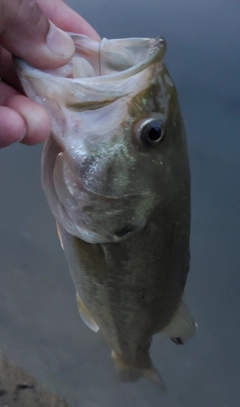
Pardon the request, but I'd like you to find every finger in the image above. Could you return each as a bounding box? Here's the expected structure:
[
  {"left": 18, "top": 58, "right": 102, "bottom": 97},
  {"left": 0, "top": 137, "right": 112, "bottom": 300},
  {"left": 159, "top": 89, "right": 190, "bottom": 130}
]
[
  {"left": 0, "top": 81, "right": 51, "bottom": 146},
  {"left": 36, "top": 0, "right": 101, "bottom": 41},
  {"left": 0, "top": 106, "right": 26, "bottom": 148},
  {"left": 0, "top": 0, "right": 75, "bottom": 69},
  {"left": 0, "top": 48, "right": 19, "bottom": 88},
  {"left": 7, "top": 94, "right": 52, "bottom": 145}
]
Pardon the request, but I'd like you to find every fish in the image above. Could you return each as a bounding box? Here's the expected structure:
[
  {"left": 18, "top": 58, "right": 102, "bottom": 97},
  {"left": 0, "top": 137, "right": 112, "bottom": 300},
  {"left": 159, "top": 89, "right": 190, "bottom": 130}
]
[{"left": 15, "top": 34, "right": 196, "bottom": 388}]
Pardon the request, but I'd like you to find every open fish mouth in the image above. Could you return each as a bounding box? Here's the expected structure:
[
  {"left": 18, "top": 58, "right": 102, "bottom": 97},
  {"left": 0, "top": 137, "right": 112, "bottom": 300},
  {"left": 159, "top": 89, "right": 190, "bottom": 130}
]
[
  {"left": 15, "top": 35, "right": 166, "bottom": 80},
  {"left": 14, "top": 34, "right": 167, "bottom": 243},
  {"left": 14, "top": 35, "right": 166, "bottom": 127}
]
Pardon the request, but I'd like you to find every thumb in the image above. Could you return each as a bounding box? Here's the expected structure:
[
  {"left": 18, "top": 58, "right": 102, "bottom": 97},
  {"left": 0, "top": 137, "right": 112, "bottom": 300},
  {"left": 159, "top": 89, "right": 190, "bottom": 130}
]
[{"left": 0, "top": 0, "right": 75, "bottom": 69}]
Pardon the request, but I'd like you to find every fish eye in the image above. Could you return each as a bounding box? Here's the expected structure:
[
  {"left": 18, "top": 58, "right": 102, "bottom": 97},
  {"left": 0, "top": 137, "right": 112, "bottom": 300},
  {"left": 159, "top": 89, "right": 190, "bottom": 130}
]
[{"left": 134, "top": 118, "right": 165, "bottom": 147}]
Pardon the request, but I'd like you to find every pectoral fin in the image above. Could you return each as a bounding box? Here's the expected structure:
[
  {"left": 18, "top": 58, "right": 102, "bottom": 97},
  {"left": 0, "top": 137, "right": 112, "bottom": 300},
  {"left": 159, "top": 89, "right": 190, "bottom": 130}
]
[
  {"left": 163, "top": 300, "right": 197, "bottom": 344},
  {"left": 76, "top": 293, "right": 99, "bottom": 332},
  {"left": 56, "top": 223, "right": 64, "bottom": 250},
  {"left": 56, "top": 224, "right": 99, "bottom": 333}
]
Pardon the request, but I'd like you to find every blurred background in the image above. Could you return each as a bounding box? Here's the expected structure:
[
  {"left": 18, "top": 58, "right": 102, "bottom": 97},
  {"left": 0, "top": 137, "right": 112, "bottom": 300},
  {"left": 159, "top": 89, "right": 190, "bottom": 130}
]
[{"left": 0, "top": 0, "right": 239, "bottom": 406}]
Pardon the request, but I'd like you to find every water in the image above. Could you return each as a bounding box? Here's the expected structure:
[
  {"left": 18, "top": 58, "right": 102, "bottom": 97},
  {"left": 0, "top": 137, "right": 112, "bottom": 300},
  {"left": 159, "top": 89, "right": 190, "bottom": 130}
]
[{"left": 0, "top": 0, "right": 239, "bottom": 405}]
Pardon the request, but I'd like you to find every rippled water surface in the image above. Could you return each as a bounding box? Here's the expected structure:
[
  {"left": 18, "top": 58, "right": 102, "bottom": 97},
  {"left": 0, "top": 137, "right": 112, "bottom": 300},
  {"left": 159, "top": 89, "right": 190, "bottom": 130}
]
[{"left": 0, "top": 1, "right": 239, "bottom": 406}]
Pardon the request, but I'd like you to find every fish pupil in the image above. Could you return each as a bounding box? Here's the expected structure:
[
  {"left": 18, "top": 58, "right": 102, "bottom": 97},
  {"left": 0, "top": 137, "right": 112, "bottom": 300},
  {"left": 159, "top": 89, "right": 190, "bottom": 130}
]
[{"left": 148, "top": 125, "right": 162, "bottom": 141}]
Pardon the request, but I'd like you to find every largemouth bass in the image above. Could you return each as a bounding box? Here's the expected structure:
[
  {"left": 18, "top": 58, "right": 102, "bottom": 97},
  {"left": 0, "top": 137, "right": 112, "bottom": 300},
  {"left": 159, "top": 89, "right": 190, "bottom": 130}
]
[{"left": 15, "top": 34, "right": 196, "bottom": 387}]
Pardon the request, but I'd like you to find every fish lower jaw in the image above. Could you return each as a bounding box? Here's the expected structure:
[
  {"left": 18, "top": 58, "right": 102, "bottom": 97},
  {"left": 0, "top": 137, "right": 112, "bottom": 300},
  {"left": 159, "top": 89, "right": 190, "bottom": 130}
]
[
  {"left": 63, "top": 225, "right": 139, "bottom": 244},
  {"left": 53, "top": 200, "right": 147, "bottom": 243},
  {"left": 59, "top": 221, "right": 114, "bottom": 244},
  {"left": 56, "top": 217, "right": 138, "bottom": 244}
]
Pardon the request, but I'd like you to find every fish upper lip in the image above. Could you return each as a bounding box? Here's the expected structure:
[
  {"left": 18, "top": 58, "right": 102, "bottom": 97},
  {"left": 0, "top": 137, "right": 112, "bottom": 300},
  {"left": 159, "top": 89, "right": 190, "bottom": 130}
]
[{"left": 14, "top": 36, "right": 166, "bottom": 83}]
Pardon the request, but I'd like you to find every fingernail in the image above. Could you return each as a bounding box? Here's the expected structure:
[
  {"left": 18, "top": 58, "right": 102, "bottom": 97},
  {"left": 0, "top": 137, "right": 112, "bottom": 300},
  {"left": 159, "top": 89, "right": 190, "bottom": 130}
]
[
  {"left": 46, "top": 23, "right": 75, "bottom": 58},
  {"left": 17, "top": 128, "right": 27, "bottom": 143}
]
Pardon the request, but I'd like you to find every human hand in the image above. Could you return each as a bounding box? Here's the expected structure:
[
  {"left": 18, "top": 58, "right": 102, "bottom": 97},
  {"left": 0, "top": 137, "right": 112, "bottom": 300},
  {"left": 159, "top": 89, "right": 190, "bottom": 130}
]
[{"left": 0, "top": 0, "right": 100, "bottom": 148}]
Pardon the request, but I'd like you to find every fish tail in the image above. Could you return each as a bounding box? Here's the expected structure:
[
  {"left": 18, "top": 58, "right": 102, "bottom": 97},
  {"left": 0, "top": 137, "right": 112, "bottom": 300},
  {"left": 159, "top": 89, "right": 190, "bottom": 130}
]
[{"left": 111, "top": 351, "right": 166, "bottom": 392}]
